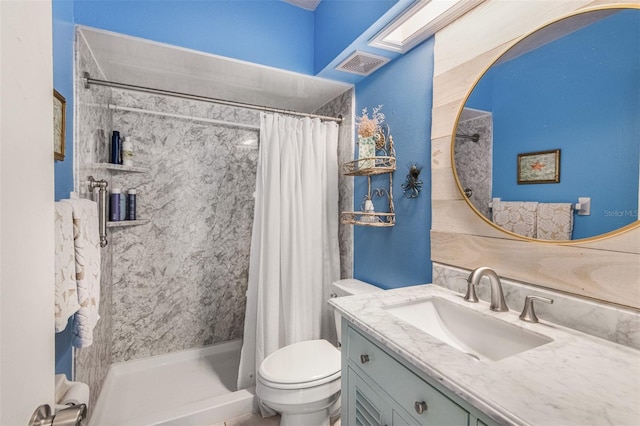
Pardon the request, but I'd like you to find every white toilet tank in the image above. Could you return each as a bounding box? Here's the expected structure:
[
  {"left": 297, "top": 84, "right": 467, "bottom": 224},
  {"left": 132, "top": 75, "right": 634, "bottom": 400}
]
[{"left": 330, "top": 279, "right": 382, "bottom": 346}]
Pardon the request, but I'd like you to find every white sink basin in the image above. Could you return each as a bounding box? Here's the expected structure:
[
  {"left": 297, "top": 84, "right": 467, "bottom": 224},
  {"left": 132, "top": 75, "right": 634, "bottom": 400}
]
[{"left": 384, "top": 297, "right": 552, "bottom": 361}]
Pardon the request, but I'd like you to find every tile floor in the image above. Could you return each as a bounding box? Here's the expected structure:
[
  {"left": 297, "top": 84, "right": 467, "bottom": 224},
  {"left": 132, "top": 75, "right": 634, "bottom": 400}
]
[
  {"left": 223, "top": 413, "right": 281, "bottom": 425},
  {"left": 222, "top": 413, "right": 342, "bottom": 426}
]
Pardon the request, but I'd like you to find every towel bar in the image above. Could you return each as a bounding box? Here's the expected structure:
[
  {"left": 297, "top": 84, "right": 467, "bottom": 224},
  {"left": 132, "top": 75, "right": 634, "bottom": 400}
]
[
  {"left": 88, "top": 176, "right": 109, "bottom": 247},
  {"left": 574, "top": 197, "right": 591, "bottom": 215},
  {"left": 488, "top": 197, "right": 590, "bottom": 215}
]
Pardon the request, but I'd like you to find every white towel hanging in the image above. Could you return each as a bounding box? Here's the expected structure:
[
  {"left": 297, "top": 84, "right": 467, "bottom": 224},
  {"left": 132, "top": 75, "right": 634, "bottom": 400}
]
[
  {"left": 54, "top": 202, "right": 81, "bottom": 332},
  {"left": 491, "top": 200, "right": 538, "bottom": 238},
  {"left": 59, "top": 198, "right": 102, "bottom": 348},
  {"left": 537, "top": 203, "right": 573, "bottom": 240}
]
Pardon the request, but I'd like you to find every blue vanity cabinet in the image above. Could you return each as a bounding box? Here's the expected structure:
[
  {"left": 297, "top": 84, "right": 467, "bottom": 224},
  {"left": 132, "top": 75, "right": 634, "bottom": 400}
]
[
  {"left": 342, "top": 321, "right": 499, "bottom": 426},
  {"left": 347, "top": 366, "right": 415, "bottom": 426}
]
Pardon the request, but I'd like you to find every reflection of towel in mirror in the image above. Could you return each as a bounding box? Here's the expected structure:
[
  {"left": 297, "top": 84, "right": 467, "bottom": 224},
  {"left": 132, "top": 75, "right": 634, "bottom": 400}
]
[
  {"left": 537, "top": 203, "right": 573, "bottom": 240},
  {"left": 60, "top": 198, "right": 101, "bottom": 348},
  {"left": 492, "top": 201, "right": 538, "bottom": 238},
  {"left": 54, "top": 202, "right": 81, "bottom": 332}
]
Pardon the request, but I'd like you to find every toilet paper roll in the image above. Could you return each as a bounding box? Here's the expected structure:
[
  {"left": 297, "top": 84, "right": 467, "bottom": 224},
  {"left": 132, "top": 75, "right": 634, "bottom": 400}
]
[
  {"left": 60, "top": 382, "right": 90, "bottom": 407},
  {"left": 54, "top": 374, "right": 68, "bottom": 402},
  {"left": 55, "top": 374, "right": 90, "bottom": 408}
]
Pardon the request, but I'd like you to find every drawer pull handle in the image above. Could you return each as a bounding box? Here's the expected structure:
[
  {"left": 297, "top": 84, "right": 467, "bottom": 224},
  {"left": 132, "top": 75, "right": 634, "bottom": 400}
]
[
  {"left": 415, "top": 401, "right": 428, "bottom": 414},
  {"left": 360, "top": 354, "right": 370, "bottom": 364}
]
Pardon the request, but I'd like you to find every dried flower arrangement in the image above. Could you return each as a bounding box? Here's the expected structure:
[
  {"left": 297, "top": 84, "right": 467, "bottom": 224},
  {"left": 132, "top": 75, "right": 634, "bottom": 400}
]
[{"left": 356, "top": 105, "right": 385, "bottom": 138}]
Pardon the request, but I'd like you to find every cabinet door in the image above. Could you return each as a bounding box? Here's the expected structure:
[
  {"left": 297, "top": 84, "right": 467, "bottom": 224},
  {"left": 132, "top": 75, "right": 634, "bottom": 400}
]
[
  {"left": 346, "top": 367, "right": 414, "bottom": 426},
  {"left": 347, "top": 326, "right": 469, "bottom": 425}
]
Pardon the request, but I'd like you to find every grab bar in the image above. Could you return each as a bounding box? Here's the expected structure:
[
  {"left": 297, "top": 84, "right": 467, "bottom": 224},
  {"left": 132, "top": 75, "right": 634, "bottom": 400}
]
[{"left": 88, "top": 176, "right": 109, "bottom": 247}]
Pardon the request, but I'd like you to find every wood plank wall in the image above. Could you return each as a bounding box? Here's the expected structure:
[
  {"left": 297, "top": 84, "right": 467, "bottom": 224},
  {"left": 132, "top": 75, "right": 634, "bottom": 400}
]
[{"left": 431, "top": 0, "right": 640, "bottom": 309}]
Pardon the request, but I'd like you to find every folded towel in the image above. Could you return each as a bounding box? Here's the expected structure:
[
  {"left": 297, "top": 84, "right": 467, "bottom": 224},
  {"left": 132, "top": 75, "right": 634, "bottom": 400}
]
[
  {"left": 60, "top": 199, "right": 101, "bottom": 348},
  {"left": 492, "top": 201, "right": 538, "bottom": 238},
  {"left": 537, "top": 203, "right": 573, "bottom": 240},
  {"left": 54, "top": 202, "right": 81, "bottom": 332}
]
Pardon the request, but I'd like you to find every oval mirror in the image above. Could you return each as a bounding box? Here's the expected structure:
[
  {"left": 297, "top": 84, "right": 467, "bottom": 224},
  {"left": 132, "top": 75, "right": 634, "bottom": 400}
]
[{"left": 453, "top": 6, "right": 639, "bottom": 242}]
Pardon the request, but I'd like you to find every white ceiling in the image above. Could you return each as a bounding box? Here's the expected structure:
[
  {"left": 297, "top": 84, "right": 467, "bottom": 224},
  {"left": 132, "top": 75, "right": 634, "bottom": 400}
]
[
  {"left": 79, "top": 26, "right": 351, "bottom": 114},
  {"left": 282, "top": 0, "right": 321, "bottom": 11}
]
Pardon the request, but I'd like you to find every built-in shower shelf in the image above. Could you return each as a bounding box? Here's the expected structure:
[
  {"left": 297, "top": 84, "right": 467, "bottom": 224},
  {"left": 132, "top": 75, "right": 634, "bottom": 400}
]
[
  {"left": 107, "top": 219, "right": 150, "bottom": 228},
  {"left": 95, "top": 163, "right": 150, "bottom": 173}
]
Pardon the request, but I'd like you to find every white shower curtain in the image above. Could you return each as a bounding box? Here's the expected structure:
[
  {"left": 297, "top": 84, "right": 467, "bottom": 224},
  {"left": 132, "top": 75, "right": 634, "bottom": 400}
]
[{"left": 237, "top": 113, "right": 340, "bottom": 391}]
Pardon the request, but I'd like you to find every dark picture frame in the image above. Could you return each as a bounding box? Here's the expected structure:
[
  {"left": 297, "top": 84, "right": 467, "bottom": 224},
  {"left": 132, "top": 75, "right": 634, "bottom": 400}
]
[
  {"left": 517, "top": 149, "right": 560, "bottom": 184},
  {"left": 53, "top": 89, "right": 66, "bottom": 161}
]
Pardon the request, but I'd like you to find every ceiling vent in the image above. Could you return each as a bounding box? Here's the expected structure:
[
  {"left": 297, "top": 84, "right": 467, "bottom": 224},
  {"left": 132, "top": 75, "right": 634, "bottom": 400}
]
[{"left": 336, "top": 51, "right": 390, "bottom": 76}]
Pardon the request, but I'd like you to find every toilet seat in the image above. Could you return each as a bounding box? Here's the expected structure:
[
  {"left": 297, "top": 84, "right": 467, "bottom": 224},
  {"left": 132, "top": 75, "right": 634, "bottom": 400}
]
[{"left": 258, "top": 340, "right": 341, "bottom": 389}]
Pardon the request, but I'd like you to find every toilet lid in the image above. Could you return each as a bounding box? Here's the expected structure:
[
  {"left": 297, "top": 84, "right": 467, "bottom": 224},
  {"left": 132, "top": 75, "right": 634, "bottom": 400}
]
[{"left": 259, "top": 340, "right": 341, "bottom": 384}]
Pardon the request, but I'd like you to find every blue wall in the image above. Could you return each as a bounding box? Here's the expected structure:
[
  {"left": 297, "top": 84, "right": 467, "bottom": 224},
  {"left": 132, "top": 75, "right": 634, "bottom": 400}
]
[
  {"left": 53, "top": 0, "right": 75, "bottom": 201},
  {"left": 74, "top": 0, "right": 314, "bottom": 74},
  {"left": 467, "top": 11, "right": 640, "bottom": 239},
  {"left": 353, "top": 39, "right": 434, "bottom": 289},
  {"left": 74, "top": 0, "right": 401, "bottom": 81},
  {"left": 53, "top": 0, "right": 75, "bottom": 379},
  {"left": 314, "top": 0, "right": 397, "bottom": 74}
]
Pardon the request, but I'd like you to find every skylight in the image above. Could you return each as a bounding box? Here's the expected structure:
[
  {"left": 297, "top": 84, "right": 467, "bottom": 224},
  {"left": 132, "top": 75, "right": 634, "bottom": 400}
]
[{"left": 369, "top": 0, "right": 485, "bottom": 53}]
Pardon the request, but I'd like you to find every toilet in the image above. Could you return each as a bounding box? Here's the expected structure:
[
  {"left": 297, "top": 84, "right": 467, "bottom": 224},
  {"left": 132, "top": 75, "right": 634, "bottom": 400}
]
[{"left": 256, "top": 279, "right": 382, "bottom": 426}]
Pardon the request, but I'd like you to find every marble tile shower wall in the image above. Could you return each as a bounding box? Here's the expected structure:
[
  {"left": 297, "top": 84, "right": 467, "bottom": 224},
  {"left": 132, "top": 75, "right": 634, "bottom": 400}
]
[
  {"left": 109, "top": 89, "right": 259, "bottom": 361},
  {"left": 454, "top": 114, "right": 493, "bottom": 218},
  {"left": 107, "top": 89, "right": 354, "bottom": 361},
  {"left": 77, "top": 87, "right": 354, "bottom": 364},
  {"left": 74, "top": 30, "right": 114, "bottom": 412}
]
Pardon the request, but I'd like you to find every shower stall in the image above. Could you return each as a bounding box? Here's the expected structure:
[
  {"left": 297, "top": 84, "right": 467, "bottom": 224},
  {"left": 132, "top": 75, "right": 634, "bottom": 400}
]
[{"left": 73, "top": 27, "right": 354, "bottom": 424}]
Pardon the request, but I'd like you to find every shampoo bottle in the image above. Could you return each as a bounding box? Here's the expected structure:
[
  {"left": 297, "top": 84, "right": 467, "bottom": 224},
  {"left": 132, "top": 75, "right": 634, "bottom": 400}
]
[
  {"left": 126, "top": 189, "right": 137, "bottom": 220},
  {"left": 111, "top": 131, "right": 121, "bottom": 164},
  {"left": 110, "top": 188, "right": 121, "bottom": 221},
  {"left": 122, "top": 137, "right": 133, "bottom": 167},
  {"left": 119, "top": 191, "right": 126, "bottom": 221}
]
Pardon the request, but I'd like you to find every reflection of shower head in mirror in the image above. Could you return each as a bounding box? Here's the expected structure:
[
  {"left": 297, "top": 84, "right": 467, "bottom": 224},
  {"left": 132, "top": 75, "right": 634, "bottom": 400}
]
[{"left": 456, "top": 133, "right": 480, "bottom": 143}]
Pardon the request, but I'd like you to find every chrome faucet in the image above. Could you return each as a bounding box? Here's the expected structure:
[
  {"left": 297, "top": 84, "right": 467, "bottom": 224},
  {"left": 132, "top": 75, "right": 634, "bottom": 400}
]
[
  {"left": 464, "top": 267, "right": 509, "bottom": 312},
  {"left": 519, "top": 295, "right": 554, "bottom": 323}
]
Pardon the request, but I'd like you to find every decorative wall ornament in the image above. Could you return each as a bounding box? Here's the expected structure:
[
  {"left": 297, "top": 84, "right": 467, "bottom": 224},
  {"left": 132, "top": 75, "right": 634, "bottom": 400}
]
[{"left": 401, "top": 164, "right": 423, "bottom": 198}]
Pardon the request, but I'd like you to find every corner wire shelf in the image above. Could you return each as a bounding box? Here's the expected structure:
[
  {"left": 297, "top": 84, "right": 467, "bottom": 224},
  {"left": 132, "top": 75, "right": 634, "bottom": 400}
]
[
  {"left": 341, "top": 156, "right": 396, "bottom": 176},
  {"left": 341, "top": 132, "right": 396, "bottom": 227},
  {"left": 341, "top": 211, "right": 395, "bottom": 227}
]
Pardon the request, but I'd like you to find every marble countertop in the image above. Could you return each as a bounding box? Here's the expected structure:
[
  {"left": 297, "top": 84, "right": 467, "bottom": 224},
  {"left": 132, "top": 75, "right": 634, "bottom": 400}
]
[{"left": 330, "top": 284, "right": 640, "bottom": 426}]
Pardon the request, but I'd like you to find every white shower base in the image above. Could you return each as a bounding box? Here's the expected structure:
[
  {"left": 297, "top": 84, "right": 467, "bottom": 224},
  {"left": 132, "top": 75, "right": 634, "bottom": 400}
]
[{"left": 90, "top": 339, "right": 255, "bottom": 426}]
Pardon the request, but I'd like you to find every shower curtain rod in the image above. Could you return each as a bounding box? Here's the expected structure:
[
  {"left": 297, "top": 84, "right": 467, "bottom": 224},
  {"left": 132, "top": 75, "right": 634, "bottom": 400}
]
[{"left": 82, "top": 72, "right": 343, "bottom": 124}]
